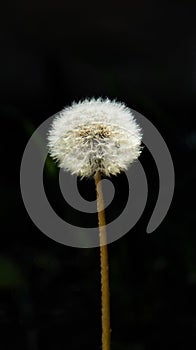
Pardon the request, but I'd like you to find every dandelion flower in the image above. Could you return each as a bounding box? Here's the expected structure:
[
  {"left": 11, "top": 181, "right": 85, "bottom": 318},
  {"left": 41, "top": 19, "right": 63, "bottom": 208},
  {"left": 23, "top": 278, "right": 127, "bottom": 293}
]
[
  {"left": 47, "top": 98, "right": 142, "bottom": 177},
  {"left": 47, "top": 98, "right": 143, "bottom": 350}
]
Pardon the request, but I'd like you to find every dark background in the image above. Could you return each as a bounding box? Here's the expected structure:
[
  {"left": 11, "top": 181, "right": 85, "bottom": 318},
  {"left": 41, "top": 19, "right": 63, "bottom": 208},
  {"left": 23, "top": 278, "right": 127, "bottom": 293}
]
[{"left": 1, "top": 0, "right": 196, "bottom": 349}]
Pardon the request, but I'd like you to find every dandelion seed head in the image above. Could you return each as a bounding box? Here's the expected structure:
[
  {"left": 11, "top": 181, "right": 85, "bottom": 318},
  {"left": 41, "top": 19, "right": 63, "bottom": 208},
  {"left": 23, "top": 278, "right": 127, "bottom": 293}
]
[{"left": 47, "top": 98, "right": 142, "bottom": 177}]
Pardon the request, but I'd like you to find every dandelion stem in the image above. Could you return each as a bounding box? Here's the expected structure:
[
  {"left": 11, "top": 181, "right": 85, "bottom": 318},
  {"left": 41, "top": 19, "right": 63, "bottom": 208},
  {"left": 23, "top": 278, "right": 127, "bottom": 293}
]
[{"left": 94, "top": 171, "right": 111, "bottom": 350}]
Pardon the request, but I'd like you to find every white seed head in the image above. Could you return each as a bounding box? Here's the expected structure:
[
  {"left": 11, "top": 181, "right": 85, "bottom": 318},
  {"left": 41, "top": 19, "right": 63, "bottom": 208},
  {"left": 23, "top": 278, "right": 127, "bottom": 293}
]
[{"left": 47, "top": 98, "right": 142, "bottom": 178}]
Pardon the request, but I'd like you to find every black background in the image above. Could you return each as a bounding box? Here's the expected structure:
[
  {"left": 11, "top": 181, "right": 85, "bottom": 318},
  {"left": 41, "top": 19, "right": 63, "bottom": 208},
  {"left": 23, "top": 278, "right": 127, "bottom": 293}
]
[{"left": 1, "top": 1, "right": 196, "bottom": 349}]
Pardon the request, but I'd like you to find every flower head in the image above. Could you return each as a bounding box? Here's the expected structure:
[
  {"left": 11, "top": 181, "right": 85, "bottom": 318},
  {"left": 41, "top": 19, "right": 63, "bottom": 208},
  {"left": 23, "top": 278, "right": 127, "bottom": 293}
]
[{"left": 47, "top": 98, "right": 142, "bottom": 177}]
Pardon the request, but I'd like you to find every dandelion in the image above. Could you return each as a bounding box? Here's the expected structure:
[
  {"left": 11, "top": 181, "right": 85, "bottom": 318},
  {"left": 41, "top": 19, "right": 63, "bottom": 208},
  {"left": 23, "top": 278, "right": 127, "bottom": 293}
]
[
  {"left": 48, "top": 98, "right": 142, "bottom": 178},
  {"left": 47, "top": 98, "right": 142, "bottom": 350}
]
